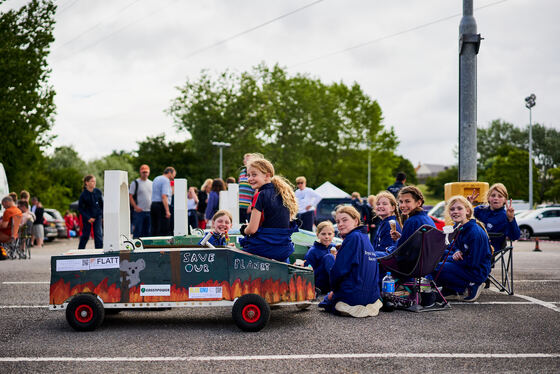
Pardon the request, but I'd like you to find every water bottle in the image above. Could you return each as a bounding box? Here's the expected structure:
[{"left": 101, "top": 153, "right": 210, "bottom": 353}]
[{"left": 382, "top": 272, "right": 395, "bottom": 297}]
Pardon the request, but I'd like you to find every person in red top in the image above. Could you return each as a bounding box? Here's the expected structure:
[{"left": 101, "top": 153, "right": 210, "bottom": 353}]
[{"left": 0, "top": 196, "right": 23, "bottom": 242}]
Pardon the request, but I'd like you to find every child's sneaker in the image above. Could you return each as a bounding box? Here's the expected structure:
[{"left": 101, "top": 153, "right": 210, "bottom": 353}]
[{"left": 463, "top": 282, "right": 483, "bottom": 302}]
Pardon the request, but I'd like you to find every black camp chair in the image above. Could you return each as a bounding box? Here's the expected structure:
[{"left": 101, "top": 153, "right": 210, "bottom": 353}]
[
  {"left": 486, "top": 232, "right": 514, "bottom": 295},
  {"left": 378, "top": 225, "right": 457, "bottom": 312}
]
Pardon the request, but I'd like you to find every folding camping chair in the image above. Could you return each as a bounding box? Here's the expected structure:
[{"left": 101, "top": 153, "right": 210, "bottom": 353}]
[
  {"left": 486, "top": 232, "right": 514, "bottom": 295},
  {"left": 2, "top": 215, "right": 22, "bottom": 260},
  {"left": 378, "top": 225, "right": 457, "bottom": 312}
]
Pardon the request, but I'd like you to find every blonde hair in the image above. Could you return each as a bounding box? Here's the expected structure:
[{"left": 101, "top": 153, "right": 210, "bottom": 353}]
[
  {"left": 487, "top": 183, "right": 509, "bottom": 201},
  {"left": 351, "top": 191, "right": 361, "bottom": 199},
  {"left": 296, "top": 176, "right": 306, "bottom": 184},
  {"left": 335, "top": 205, "right": 362, "bottom": 224},
  {"left": 375, "top": 190, "right": 402, "bottom": 226},
  {"left": 200, "top": 178, "right": 213, "bottom": 191},
  {"left": 248, "top": 158, "right": 298, "bottom": 219},
  {"left": 316, "top": 220, "right": 335, "bottom": 235},
  {"left": 212, "top": 209, "right": 233, "bottom": 223},
  {"left": 367, "top": 194, "right": 375, "bottom": 207},
  {"left": 445, "top": 195, "right": 474, "bottom": 221},
  {"left": 244, "top": 152, "right": 264, "bottom": 160}
]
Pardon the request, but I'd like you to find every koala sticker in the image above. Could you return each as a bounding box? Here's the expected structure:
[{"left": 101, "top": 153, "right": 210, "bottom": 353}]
[{"left": 120, "top": 259, "right": 146, "bottom": 288}]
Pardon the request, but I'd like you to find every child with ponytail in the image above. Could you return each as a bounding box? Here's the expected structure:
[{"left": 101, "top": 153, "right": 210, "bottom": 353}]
[{"left": 239, "top": 158, "right": 299, "bottom": 262}]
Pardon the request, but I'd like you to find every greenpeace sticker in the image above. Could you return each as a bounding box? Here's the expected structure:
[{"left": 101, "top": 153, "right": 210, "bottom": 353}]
[
  {"left": 189, "top": 286, "right": 222, "bottom": 299},
  {"left": 140, "top": 284, "right": 171, "bottom": 296}
]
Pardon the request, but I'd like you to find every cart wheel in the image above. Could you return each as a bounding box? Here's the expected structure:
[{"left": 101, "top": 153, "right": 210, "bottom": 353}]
[
  {"left": 66, "top": 294, "right": 105, "bottom": 331},
  {"left": 232, "top": 294, "right": 270, "bottom": 332}
]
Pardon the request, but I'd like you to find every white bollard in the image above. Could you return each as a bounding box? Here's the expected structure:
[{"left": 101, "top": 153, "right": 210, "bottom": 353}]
[
  {"left": 219, "top": 183, "right": 240, "bottom": 230},
  {"left": 174, "top": 178, "right": 188, "bottom": 236},
  {"left": 103, "top": 170, "right": 131, "bottom": 252}
]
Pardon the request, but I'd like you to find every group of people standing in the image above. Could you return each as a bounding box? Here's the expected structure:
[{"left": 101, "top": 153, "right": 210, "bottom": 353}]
[{"left": 0, "top": 191, "right": 45, "bottom": 250}]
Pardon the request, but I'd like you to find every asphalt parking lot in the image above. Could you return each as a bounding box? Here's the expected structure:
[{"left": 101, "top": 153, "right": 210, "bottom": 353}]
[{"left": 0, "top": 238, "right": 559, "bottom": 373}]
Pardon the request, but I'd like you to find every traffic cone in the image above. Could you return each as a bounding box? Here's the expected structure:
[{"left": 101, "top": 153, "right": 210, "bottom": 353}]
[{"left": 533, "top": 237, "right": 542, "bottom": 252}]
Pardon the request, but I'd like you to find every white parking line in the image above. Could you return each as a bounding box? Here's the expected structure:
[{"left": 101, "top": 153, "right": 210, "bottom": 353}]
[
  {"left": 0, "top": 353, "right": 559, "bottom": 362},
  {"left": 2, "top": 281, "right": 49, "bottom": 284},
  {"left": 0, "top": 305, "right": 48, "bottom": 309},
  {"left": 488, "top": 287, "right": 560, "bottom": 313}
]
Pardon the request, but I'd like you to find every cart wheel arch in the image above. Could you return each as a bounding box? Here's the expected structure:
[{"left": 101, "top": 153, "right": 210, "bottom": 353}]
[
  {"left": 65, "top": 293, "right": 105, "bottom": 332},
  {"left": 232, "top": 294, "right": 270, "bottom": 332}
]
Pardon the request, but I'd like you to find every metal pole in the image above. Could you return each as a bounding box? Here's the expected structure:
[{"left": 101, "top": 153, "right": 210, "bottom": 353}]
[
  {"left": 528, "top": 107, "right": 533, "bottom": 208},
  {"left": 458, "top": 0, "right": 481, "bottom": 181},
  {"left": 219, "top": 147, "right": 223, "bottom": 180}
]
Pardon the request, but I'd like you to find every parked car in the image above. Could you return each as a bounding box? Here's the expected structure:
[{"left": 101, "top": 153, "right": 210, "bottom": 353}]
[
  {"left": 44, "top": 208, "right": 67, "bottom": 239},
  {"left": 428, "top": 201, "right": 445, "bottom": 221},
  {"left": 43, "top": 216, "right": 58, "bottom": 241},
  {"left": 314, "top": 198, "right": 353, "bottom": 225},
  {"left": 516, "top": 207, "right": 560, "bottom": 240}
]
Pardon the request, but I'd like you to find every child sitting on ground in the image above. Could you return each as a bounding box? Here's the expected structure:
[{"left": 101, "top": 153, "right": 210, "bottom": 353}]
[
  {"left": 319, "top": 205, "right": 381, "bottom": 318},
  {"left": 239, "top": 158, "right": 298, "bottom": 262},
  {"left": 199, "top": 210, "right": 235, "bottom": 247},
  {"left": 304, "top": 221, "right": 336, "bottom": 294}
]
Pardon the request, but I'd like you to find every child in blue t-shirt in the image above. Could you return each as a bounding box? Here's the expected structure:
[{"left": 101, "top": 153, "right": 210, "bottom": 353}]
[
  {"left": 198, "top": 210, "right": 234, "bottom": 247},
  {"left": 389, "top": 186, "right": 435, "bottom": 252},
  {"left": 239, "top": 158, "right": 298, "bottom": 262},
  {"left": 304, "top": 221, "right": 336, "bottom": 294},
  {"left": 372, "top": 191, "right": 402, "bottom": 257}
]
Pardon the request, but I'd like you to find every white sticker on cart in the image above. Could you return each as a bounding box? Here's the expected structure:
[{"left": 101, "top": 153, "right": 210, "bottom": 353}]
[
  {"left": 189, "top": 286, "right": 222, "bottom": 299},
  {"left": 56, "top": 258, "right": 90, "bottom": 272},
  {"left": 89, "top": 257, "right": 119, "bottom": 269},
  {"left": 140, "top": 285, "right": 171, "bottom": 296}
]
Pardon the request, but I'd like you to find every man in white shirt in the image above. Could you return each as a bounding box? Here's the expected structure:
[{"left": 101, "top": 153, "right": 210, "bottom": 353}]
[{"left": 295, "top": 176, "right": 322, "bottom": 231}]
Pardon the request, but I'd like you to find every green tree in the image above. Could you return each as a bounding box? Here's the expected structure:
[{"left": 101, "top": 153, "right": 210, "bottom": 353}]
[
  {"left": 481, "top": 146, "right": 539, "bottom": 201},
  {"left": 0, "top": 0, "right": 56, "bottom": 192},
  {"left": 87, "top": 151, "right": 136, "bottom": 190},
  {"left": 391, "top": 155, "right": 417, "bottom": 186},
  {"left": 169, "top": 64, "right": 398, "bottom": 195},
  {"left": 48, "top": 146, "right": 87, "bottom": 171},
  {"left": 134, "top": 135, "right": 206, "bottom": 188},
  {"left": 545, "top": 167, "right": 560, "bottom": 202},
  {"left": 425, "top": 166, "right": 458, "bottom": 199}
]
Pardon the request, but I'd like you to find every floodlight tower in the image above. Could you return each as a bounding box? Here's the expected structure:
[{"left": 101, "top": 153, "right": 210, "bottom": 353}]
[{"left": 525, "top": 93, "right": 536, "bottom": 208}]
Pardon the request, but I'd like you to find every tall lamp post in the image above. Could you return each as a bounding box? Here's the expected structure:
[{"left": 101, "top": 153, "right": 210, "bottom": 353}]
[
  {"left": 525, "top": 94, "right": 536, "bottom": 208},
  {"left": 211, "top": 141, "right": 231, "bottom": 179}
]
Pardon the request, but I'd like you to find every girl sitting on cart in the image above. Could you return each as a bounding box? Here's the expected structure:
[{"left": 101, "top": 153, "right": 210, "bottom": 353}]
[
  {"left": 372, "top": 191, "right": 402, "bottom": 257},
  {"left": 433, "top": 195, "right": 492, "bottom": 302},
  {"left": 389, "top": 186, "right": 435, "bottom": 250},
  {"left": 318, "top": 205, "right": 382, "bottom": 318},
  {"left": 304, "top": 220, "right": 336, "bottom": 294},
  {"left": 198, "top": 210, "right": 234, "bottom": 247},
  {"left": 239, "top": 158, "right": 298, "bottom": 262}
]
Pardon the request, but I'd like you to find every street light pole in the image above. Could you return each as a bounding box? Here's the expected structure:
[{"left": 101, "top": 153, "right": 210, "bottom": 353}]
[
  {"left": 211, "top": 141, "right": 231, "bottom": 179},
  {"left": 525, "top": 94, "right": 536, "bottom": 208},
  {"left": 367, "top": 141, "right": 371, "bottom": 197}
]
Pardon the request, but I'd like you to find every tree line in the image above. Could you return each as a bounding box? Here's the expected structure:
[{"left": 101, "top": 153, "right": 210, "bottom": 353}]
[{"left": 426, "top": 119, "right": 560, "bottom": 203}]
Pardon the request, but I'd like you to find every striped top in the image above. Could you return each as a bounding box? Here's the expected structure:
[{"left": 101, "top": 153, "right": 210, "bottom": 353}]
[{"left": 238, "top": 167, "right": 254, "bottom": 208}]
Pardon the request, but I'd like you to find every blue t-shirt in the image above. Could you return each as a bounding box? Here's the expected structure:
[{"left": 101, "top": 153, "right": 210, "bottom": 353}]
[
  {"left": 151, "top": 175, "right": 171, "bottom": 203},
  {"left": 254, "top": 183, "right": 290, "bottom": 228}
]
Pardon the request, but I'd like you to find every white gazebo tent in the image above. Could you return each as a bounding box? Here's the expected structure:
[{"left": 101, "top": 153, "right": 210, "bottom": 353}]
[{"left": 315, "top": 181, "right": 350, "bottom": 199}]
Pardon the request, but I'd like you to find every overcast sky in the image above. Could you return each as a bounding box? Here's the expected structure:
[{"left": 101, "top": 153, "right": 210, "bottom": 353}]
[{"left": 3, "top": 0, "right": 559, "bottom": 168}]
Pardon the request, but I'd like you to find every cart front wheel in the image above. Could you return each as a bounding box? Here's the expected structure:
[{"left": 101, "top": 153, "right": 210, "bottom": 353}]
[
  {"left": 66, "top": 294, "right": 105, "bottom": 331},
  {"left": 232, "top": 294, "right": 270, "bottom": 332}
]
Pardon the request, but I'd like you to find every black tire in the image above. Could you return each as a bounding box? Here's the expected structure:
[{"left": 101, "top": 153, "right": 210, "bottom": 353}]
[
  {"left": 232, "top": 294, "right": 270, "bottom": 332},
  {"left": 519, "top": 226, "right": 532, "bottom": 240},
  {"left": 66, "top": 294, "right": 105, "bottom": 331}
]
